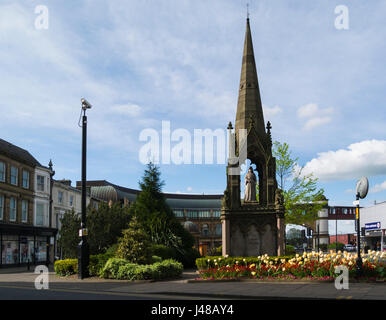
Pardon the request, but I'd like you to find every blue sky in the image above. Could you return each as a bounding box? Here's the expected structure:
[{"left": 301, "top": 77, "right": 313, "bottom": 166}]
[{"left": 1, "top": 1, "right": 386, "bottom": 233}]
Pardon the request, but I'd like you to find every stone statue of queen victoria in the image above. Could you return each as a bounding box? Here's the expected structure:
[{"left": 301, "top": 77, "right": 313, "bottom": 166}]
[{"left": 244, "top": 167, "right": 257, "bottom": 202}]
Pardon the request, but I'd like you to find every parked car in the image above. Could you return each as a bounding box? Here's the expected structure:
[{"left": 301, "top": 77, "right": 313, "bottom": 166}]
[{"left": 343, "top": 244, "right": 355, "bottom": 252}]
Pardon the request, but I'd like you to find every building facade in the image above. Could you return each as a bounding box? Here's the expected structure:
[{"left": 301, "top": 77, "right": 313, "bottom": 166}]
[
  {"left": 360, "top": 201, "right": 386, "bottom": 251},
  {"left": 76, "top": 180, "right": 223, "bottom": 254},
  {"left": 0, "top": 139, "right": 57, "bottom": 267}
]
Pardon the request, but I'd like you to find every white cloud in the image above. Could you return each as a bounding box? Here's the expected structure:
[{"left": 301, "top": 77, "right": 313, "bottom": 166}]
[
  {"left": 263, "top": 105, "right": 282, "bottom": 118},
  {"left": 369, "top": 181, "right": 386, "bottom": 193},
  {"left": 302, "top": 140, "right": 386, "bottom": 181},
  {"left": 187, "top": 186, "right": 193, "bottom": 192},
  {"left": 111, "top": 103, "right": 142, "bottom": 117},
  {"left": 297, "top": 103, "right": 333, "bottom": 130}
]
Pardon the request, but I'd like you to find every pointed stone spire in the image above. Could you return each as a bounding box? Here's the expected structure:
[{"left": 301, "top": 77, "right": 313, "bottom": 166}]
[{"left": 235, "top": 18, "right": 266, "bottom": 143}]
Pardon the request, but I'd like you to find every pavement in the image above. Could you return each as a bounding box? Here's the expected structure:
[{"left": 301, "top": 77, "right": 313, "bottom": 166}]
[{"left": 0, "top": 267, "right": 384, "bottom": 300}]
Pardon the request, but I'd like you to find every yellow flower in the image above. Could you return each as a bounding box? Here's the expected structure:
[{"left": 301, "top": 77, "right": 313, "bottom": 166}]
[
  {"left": 251, "top": 271, "right": 256, "bottom": 276},
  {"left": 250, "top": 264, "right": 256, "bottom": 268}
]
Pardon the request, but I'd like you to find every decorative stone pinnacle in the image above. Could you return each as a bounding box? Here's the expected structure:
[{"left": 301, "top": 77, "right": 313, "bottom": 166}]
[{"left": 227, "top": 121, "right": 233, "bottom": 130}]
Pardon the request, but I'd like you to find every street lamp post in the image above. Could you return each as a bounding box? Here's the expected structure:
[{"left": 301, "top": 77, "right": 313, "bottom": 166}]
[
  {"left": 355, "top": 193, "right": 363, "bottom": 277},
  {"left": 78, "top": 98, "right": 92, "bottom": 279}
]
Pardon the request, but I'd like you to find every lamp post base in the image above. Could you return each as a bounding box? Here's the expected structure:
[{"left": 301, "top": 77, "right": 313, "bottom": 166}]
[
  {"left": 78, "top": 239, "right": 89, "bottom": 279},
  {"left": 356, "top": 256, "right": 363, "bottom": 278}
]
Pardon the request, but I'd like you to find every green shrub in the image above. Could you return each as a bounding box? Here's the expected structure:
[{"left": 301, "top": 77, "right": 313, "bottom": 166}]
[
  {"left": 54, "top": 259, "right": 78, "bottom": 276},
  {"left": 100, "top": 258, "right": 130, "bottom": 279},
  {"left": 89, "top": 252, "right": 115, "bottom": 276},
  {"left": 102, "top": 258, "right": 183, "bottom": 281},
  {"left": 286, "top": 245, "right": 295, "bottom": 255},
  {"left": 328, "top": 242, "right": 345, "bottom": 250},
  {"left": 175, "top": 247, "right": 201, "bottom": 268},
  {"left": 196, "top": 255, "right": 295, "bottom": 270},
  {"left": 151, "top": 255, "right": 163, "bottom": 263},
  {"left": 154, "top": 259, "right": 184, "bottom": 279},
  {"left": 150, "top": 244, "right": 176, "bottom": 260},
  {"left": 116, "top": 216, "right": 153, "bottom": 264}
]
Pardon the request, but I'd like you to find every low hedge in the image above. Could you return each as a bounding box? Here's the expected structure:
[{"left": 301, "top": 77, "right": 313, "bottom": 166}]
[
  {"left": 196, "top": 255, "right": 295, "bottom": 270},
  {"left": 101, "top": 258, "right": 183, "bottom": 280},
  {"left": 54, "top": 259, "right": 78, "bottom": 276}
]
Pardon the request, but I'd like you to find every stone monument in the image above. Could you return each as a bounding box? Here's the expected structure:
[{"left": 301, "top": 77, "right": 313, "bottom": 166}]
[{"left": 221, "top": 18, "right": 285, "bottom": 257}]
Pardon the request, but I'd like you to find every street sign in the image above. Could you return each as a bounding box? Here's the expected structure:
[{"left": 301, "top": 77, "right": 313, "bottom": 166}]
[{"left": 365, "top": 222, "right": 381, "bottom": 230}]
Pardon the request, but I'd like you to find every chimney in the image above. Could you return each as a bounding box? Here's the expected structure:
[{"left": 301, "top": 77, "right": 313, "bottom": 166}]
[{"left": 60, "top": 179, "right": 72, "bottom": 187}]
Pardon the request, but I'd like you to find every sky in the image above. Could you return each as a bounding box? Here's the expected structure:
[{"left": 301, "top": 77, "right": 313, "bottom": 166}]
[{"left": 1, "top": 1, "right": 386, "bottom": 235}]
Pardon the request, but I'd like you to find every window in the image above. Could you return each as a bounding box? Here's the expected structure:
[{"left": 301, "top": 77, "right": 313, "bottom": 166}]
[
  {"left": 201, "top": 224, "right": 209, "bottom": 237},
  {"left": 343, "top": 208, "right": 348, "bottom": 214},
  {"left": 187, "top": 211, "right": 198, "bottom": 219},
  {"left": 213, "top": 210, "right": 221, "bottom": 218},
  {"left": 69, "top": 195, "right": 74, "bottom": 207},
  {"left": 215, "top": 224, "right": 222, "bottom": 236},
  {"left": 22, "top": 170, "right": 29, "bottom": 189},
  {"left": 37, "top": 175, "right": 45, "bottom": 191},
  {"left": 10, "top": 197, "right": 17, "bottom": 221},
  {"left": 173, "top": 210, "right": 184, "bottom": 218},
  {"left": 10, "top": 166, "right": 18, "bottom": 185},
  {"left": 58, "top": 191, "right": 63, "bottom": 204},
  {"left": 21, "top": 200, "right": 28, "bottom": 223},
  {"left": 198, "top": 210, "right": 211, "bottom": 218},
  {"left": 0, "top": 162, "right": 5, "bottom": 182},
  {"left": 36, "top": 203, "right": 44, "bottom": 226},
  {"left": 0, "top": 195, "right": 4, "bottom": 220}
]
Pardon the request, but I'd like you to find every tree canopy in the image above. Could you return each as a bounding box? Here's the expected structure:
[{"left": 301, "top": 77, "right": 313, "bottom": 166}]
[{"left": 273, "top": 141, "right": 327, "bottom": 225}]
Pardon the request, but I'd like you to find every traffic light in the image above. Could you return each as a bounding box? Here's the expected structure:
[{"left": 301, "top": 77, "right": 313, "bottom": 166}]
[
  {"left": 361, "top": 227, "right": 365, "bottom": 236},
  {"left": 307, "top": 228, "right": 312, "bottom": 237},
  {"left": 301, "top": 230, "right": 306, "bottom": 239}
]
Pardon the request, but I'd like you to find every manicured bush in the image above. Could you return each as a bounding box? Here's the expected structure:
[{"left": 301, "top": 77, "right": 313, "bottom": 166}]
[
  {"left": 54, "top": 259, "right": 78, "bottom": 276},
  {"left": 196, "top": 255, "right": 295, "bottom": 270},
  {"left": 101, "top": 258, "right": 183, "bottom": 281}
]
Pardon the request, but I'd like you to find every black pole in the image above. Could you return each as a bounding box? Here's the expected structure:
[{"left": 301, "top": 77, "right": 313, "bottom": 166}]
[
  {"left": 317, "top": 224, "right": 320, "bottom": 252},
  {"left": 78, "top": 109, "right": 89, "bottom": 279},
  {"left": 336, "top": 215, "right": 338, "bottom": 253},
  {"left": 355, "top": 194, "right": 363, "bottom": 277}
]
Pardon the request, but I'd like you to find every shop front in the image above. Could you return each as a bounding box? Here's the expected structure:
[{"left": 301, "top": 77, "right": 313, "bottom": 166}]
[{"left": 0, "top": 224, "right": 57, "bottom": 267}]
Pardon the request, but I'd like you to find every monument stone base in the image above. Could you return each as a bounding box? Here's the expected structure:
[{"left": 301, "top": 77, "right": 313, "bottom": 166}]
[{"left": 221, "top": 205, "right": 285, "bottom": 257}]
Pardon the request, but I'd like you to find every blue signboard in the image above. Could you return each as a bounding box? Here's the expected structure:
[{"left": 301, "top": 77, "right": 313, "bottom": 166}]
[{"left": 365, "top": 222, "right": 381, "bottom": 230}]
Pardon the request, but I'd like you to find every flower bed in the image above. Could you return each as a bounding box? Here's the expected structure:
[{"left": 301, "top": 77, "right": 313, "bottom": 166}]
[{"left": 197, "top": 250, "right": 385, "bottom": 281}]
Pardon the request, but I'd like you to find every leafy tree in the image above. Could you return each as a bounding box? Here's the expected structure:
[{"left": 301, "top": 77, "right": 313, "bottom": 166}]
[
  {"left": 86, "top": 202, "right": 131, "bottom": 254},
  {"left": 130, "top": 163, "right": 194, "bottom": 253},
  {"left": 116, "top": 215, "right": 153, "bottom": 264},
  {"left": 273, "top": 141, "right": 326, "bottom": 225},
  {"left": 57, "top": 209, "right": 81, "bottom": 259}
]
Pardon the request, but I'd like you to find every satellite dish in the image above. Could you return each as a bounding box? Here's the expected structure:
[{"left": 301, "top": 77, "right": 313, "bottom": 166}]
[{"left": 355, "top": 177, "right": 369, "bottom": 199}]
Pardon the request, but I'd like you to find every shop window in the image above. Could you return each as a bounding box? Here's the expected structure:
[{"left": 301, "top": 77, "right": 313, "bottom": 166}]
[
  {"left": 10, "top": 197, "right": 17, "bottom": 221},
  {"left": 213, "top": 210, "right": 221, "bottom": 218},
  {"left": 173, "top": 210, "right": 184, "bottom": 218},
  {"left": 1, "top": 235, "right": 19, "bottom": 264},
  {"left": 10, "top": 166, "right": 18, "bottom": 186},
  {"left": 198, "top": 210, "right": 211, "bottom": 218}
]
